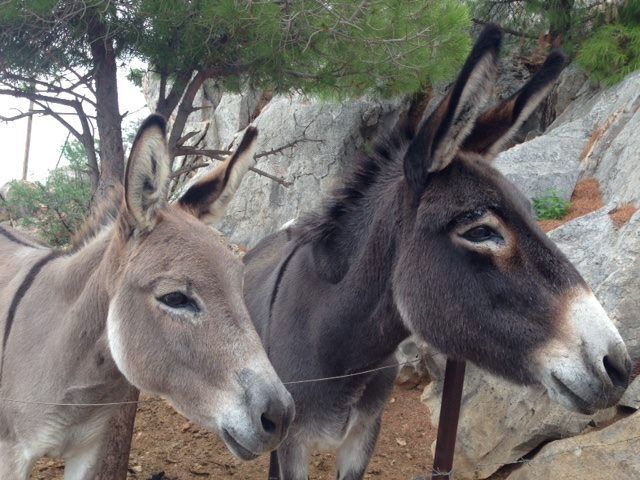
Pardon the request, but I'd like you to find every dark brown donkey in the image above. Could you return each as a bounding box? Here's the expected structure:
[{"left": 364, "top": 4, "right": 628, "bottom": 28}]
[
  {"left": 243, "top": 26, "right": 631, "bottom": 480},
  {"left": 0, "top": 116, "right": 293, "bottom": 479}
]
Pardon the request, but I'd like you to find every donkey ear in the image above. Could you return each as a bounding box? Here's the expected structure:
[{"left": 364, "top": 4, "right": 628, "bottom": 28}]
[
  {"left": 178, "top": 126, "right": 258, "bottom": 225},
  {"left": 124, "top": 114, "right": 171, "bottom": 232},
  {"left": 462, "top": 49, "right": 567, "bottom": 157},
  {"left": 403, "top": 24, "right": 502, "bottom": 194}
]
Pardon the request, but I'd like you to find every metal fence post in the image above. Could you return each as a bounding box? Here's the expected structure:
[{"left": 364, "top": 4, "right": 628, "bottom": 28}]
[{"left": 431, "top": 359, "right": 466, "bottom": 479}]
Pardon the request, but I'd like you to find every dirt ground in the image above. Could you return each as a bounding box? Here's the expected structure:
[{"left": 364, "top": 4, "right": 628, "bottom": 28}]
[{"left": 32, "top": 383, "right": 435, "bottom": 480}]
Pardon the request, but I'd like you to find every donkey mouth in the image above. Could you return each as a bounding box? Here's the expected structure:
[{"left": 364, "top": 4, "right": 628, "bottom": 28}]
[
  {"left": 549, "top": 373, "right": 596, "bottom": 415},
  {"left": 222, "top": 428, "right": 259, "bottom": 461}
]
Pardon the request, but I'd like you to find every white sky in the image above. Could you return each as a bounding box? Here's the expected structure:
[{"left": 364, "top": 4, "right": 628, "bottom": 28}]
[{"left": 0, "top": 65, "right": 149, "bottom": 186}]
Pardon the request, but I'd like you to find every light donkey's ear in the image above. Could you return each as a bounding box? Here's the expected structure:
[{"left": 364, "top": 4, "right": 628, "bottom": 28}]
[
  {"left": 462, "top": 49, "right": 567, "bottom": 157},
  {"left": 178, "top": 126, "right": 258, "bottom": 225},
  {"left": 124, "top": 114, "right": 170, "bottom": 233},
  {"left": 403, "top": 24, "right": 502, "bottom": 195}
]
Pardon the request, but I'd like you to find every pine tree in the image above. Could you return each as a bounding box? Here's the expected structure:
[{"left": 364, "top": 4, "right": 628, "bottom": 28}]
[{"left": 0, "top": 1, "right": 471, "bottom": 197}]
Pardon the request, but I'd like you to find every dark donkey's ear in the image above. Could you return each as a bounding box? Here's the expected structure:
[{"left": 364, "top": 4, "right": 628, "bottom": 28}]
[
  {"left": 178, "top": 127, "right": 258, "bottom": 225},
  {"left": 403, "top": 24, "right": 502, "bottom": 195},
  {"left": 124, "top": 114, "right": 171, "bottom": 233},
  {"left": 462, "top": 49, "right": 567, "bottom": 157}
]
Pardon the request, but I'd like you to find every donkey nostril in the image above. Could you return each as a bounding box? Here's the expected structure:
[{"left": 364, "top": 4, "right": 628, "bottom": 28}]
[
  {"left": 260, "top": 413, "right": 277, "bottom": 434},
  {"left": 603, "top": 355, "right": 629, "bottom": 389}
]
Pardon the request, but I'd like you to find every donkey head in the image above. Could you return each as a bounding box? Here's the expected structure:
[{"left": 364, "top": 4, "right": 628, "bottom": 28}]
[
  {"left": 106, "top": 116, "right": 293, "bottom": 459},
  {"left": 393, "top": 25, "right": 631, "bottom": 413}
]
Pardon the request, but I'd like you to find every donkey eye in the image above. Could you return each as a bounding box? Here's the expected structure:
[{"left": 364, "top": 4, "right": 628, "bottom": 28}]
[
  {"left": 158, "top": 292, "right": 199, "bottom": 312},
  {"left": 461, "top": 226, "right": 503, "bottom": 243}
]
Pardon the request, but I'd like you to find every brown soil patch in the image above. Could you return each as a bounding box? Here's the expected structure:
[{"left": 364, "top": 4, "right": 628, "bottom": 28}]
[
  {"left": 538, "top": 177, "right": 604, "bottom": 232},
  {"left": 32, "top": 384, "right": 435, "bottom": 480},
  {"left": 609, "top": 203, "right": 638, "bottom": 229}
]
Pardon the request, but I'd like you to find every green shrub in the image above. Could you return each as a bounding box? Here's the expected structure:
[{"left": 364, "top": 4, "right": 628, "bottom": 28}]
[
  {"left": 533, "top": 190, "right": 571, "bottom": 220},
  {"left": 577, "top": 23, "right": 640, "bottom": 86},
  {"left": 2, "top": 146, "right": 92, "bottom": 247}
]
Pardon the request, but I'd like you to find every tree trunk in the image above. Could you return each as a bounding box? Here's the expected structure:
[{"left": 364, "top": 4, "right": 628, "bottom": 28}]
[
  {"left": 87, "top": 12, "right": 125, "bottom": 201},
  {"left": 86, "top": 12, "right": 135, "bottom": 480}
]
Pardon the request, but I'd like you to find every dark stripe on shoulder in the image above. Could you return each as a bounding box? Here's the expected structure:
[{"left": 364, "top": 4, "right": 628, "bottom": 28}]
[
  {"left": 0, "top": 251, "right": 63, "bottom": 381},
  {"left": 266, "top": 242, "right": 303, "bottom": 356},
  {"left": 0, "top": 225, "right": 36, "bottom": 248}
]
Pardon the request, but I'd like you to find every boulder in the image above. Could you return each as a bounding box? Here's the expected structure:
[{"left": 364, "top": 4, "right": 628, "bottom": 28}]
[
  {"left": 507, "top": 412, "right": 640, "bottom": 480},
  {"left": 494, "top": 133, "right": 583, "bottom": 201}
]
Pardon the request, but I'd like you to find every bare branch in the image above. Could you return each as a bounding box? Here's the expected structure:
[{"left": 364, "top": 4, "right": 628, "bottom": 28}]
[
  {"left": 176, "top": 130, "right": 202, "bottom": 148},
  {"left": 1, "top": 72, "right": 97, "bottom": 106},
  {"left": 170, "top": 161, "right": 210, "bottom": 179},
  {"left": 30, "top": 99, "right": 82, "bottom": 140},
  {"left": 173, "top": 146, "right": 293, "bottom": 187},
  {"left": 248, "top": 166, "right": 292, "bottom": 187},
  {"left": 174, "top": 146, "right": 230, "bottom": 161},
  {"left": 0, "top": 88, "right": 80, "bottom": 109},
  {"left": 255, "top": 137, "right": 322, "bottom": 159},
  {"left": 0, "top": 109, "right": 46, "bottom": 122}
]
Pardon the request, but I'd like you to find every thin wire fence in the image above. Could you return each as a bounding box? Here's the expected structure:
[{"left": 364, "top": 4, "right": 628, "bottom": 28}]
[
  {"left": 0, "top": 358, "right": 423, "bottom": 407},
  {"left": 1, "top": 343, "right": 637, "bottom": 478}
]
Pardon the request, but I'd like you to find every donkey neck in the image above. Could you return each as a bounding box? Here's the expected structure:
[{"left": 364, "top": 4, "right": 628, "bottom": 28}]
[
  {"left": 297, "top": 167, "right": 411, "bottom": 370},
  {"left": 39, "top": 223, "right": 124, "bottom": 390}
]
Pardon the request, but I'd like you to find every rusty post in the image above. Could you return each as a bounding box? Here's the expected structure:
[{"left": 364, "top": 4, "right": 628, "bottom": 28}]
[{"left": 431, "top": 359, "right": 466, "bottom": 479}]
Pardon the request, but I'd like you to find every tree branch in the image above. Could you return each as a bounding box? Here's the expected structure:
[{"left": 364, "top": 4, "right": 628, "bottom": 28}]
[
  {"left": 155, "top": 70, "right": 193, "bottom": 118},
  {"left": 170, "top": 161, "right": 210, "bottom": 179},
  {"left": 30, "top": 99, "right": 83, "bottom": 140},
  {"left": 174, "top": 146, "right": 230, "bottom": 160},
  {"left": 0, "top": 87, "right": 81, "bottom": 109},
  {"left": 173, "top": 149, "right": 292, "bottom": 187},
  {"left": 167, "top": 70, "right": 211, "bottom": 156},
  {"left": 255, "top": 137, "right": 322, "bottom": 159},
  {"left": 0, "top": 109, "right": 46, "bottom": 122},
  {"left": 1, "top": 72, "right": 97, "bottom": 106}
]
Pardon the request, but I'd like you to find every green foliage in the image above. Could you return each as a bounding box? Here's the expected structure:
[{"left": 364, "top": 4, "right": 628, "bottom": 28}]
[
  {"left": 472, "top": 1, "right": 640, "bottom": 86},
  {"left": 127, "top": 68, "right": 145, "bottom": 88},
  {"left": 533, "top": 190, "right": 571, "bottom": 220},
  {"left": 577, "top": 1, "right": 640, "bottom": 85},
  {"left": 0, "top": 1, "right": 472, "bottom": 99},
  {"left": 3, "top": 142, "right": 92, "bottom": 247}
]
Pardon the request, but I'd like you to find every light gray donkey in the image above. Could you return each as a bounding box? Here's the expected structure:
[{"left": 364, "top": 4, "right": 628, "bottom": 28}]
[
  {"left": 0, "top": 116, "right": 294, "bottom": 479},
  {"left": 243, "top": 26, "right": 631, "bottom": 480}
]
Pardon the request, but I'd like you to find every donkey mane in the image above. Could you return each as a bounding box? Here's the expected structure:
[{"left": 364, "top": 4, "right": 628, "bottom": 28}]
[
  {"left": 295, "top": 121, "right": 415, "bottom": 245},
  {"left": 71, "top": 183, "right": 123, "bottom": 248}
]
